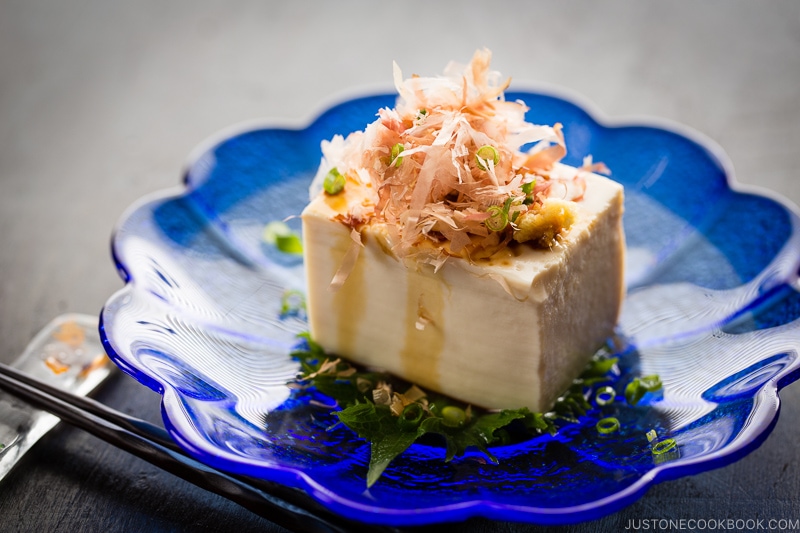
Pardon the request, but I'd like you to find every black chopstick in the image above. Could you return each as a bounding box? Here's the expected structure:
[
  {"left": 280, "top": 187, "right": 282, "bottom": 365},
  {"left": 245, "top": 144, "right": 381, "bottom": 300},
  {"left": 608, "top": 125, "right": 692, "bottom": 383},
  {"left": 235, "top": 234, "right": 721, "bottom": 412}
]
[{"left": 0, "top": 362, "right": 396, "bottom": 533}]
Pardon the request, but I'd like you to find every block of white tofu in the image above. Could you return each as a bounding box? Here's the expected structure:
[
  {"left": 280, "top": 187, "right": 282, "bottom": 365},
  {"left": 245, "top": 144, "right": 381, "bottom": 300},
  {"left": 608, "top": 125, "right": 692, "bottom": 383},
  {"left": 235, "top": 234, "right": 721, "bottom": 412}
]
[{"left": 301, "top": 163, "right": 625, "bottom": 410}]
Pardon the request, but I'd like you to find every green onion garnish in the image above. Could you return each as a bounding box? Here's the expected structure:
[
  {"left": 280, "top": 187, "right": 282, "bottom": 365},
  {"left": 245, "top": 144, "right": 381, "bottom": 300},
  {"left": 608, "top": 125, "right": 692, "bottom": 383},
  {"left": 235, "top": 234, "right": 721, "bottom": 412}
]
[
  {"left": 485, "top": 197, "right": 514, "bottom": 232},
  {"left": 485, "top": 205, "right": 508, "bottom": 232},
  {"left": 475, "top": 145, "right": 500, "bottom": 170},
  {"left": 323, "top": 167, "right": 346, "bottom": 195},
  {"left": 276, "top": 235, "right": 303, "bottom": 254},
  {"left": 583, "top": 356, "right": 619, "bottom": 378},
  {"left": 291, "top": 334, "right": 642, "bottom": 487},
  {"left": 625, "top": 374, "right": 664, "bottom": 405},
  {"left": 624, "top": 378, "right": 645, "bottom": 405},
  {"left": 280, "top": 289, "right": 306, "bottom": 317},
  {"left": 596, "top": 417, "right": 620, "bottom": 434},
  {"left": 639, "top": 375, "right": 663, "bottom": 392},
  {"left": 595, "top": 386, "right": 616, "bottom": 406},
  {"left": 416, "top": 109, "right": 428, "bottom": 121},
  {"left": 522, "top": 179, "right": 536, "bottom": 205},
  {"left": 652, "top": 438, "right": 677, "bottom": 455},
  {"left": 399, "top": 403, "right": 425, "bottom": 430},
  {"left": 390, "top": 143, "right": 405, "bottom": 167},
  {"left": 521, "top": 181, "right": 534, "bottom": 195},
  {"left": 263, "top": 221, "right": 303, "bottom": 255},
  {"left": 441, "top": 406, "right": 467, "bottom": 428},
  {"left": 651, "top": 436, "right": 679, "bottom": 464}
]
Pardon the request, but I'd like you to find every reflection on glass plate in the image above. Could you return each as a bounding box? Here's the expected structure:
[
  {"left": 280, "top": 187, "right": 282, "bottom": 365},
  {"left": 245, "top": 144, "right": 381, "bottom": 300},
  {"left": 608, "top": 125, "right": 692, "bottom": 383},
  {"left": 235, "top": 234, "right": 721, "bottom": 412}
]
[{"left": 100, "top": 89, "right": 800, "bottom": 526}]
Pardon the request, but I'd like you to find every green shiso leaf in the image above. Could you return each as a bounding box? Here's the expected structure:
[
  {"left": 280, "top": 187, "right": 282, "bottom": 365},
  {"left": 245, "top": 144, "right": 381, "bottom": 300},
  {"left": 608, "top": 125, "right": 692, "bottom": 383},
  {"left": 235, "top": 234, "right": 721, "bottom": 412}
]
[
  {"left": 289, "top": 333, "right": 647, "bottom": 487},
  {"left": 335, "top": 403, "right": 419, "bottom": 487}
]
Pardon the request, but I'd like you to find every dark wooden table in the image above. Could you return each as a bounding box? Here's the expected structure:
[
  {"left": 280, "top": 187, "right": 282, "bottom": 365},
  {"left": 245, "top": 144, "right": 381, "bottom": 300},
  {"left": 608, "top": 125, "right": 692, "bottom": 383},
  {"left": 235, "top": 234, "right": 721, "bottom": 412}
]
[{"left": 2, "top": 2, "right": 799, "bottom": 531}]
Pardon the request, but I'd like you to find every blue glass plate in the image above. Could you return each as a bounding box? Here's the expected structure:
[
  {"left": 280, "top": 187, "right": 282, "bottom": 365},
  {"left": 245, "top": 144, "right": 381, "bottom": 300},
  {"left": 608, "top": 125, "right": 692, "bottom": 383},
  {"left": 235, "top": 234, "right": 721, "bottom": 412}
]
[{"left": 100, "top": 89, "right": 800, "bottom": 526}]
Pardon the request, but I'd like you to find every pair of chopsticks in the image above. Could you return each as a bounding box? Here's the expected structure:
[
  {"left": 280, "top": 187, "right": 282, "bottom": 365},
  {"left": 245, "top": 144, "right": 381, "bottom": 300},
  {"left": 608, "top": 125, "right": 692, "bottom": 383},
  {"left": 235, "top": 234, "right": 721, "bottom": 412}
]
[{"left": 0, "top": 362, "right": 395, "bottom": 533}]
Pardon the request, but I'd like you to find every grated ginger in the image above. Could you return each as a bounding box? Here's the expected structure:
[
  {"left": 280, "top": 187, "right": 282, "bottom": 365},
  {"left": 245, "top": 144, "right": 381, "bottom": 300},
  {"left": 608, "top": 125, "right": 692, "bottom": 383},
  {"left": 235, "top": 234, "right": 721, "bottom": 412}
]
[{"left": 513, "top": 198, "right": 577, "bottom": 248}]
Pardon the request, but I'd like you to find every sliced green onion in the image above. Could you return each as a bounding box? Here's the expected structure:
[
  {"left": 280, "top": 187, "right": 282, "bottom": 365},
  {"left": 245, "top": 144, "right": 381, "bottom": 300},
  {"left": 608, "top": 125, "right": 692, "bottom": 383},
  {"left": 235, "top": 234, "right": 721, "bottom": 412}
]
[
  {"left": 475, "top": 145, "right": 500, "bottom": 170},
  {"left": 640, "top": 374, "right": 663, "bottom": 392},
  {"left": 485, "top": 205, "right": 508, "bottom": 232},
  {"left": 398, "top": 403, "right": 425, "bottom": 430},
  {"left": 596, "top": 417, "right": 620, "bottom": 434},
  {"left": 263, "top": 221, "right": 303, "bottom": 255},
  {"left": 522, "top": 179, "right": 536, "bottom": 205},
  {"left": 583, "top": 356, "right": 619, "bottom": 378},
  {"left": 416, "top": 109, "right": 428, "bottom": 121},
  {"left": 441, "top": 406, "right": 467, "bottom": 428},
  {"left": 485, "top": 197, "right": 515, "bottom": 232},
  {"left": 521, "top": 180, "right": 534, "bottom": 195},
  {"left": 624, "top": 378, "right": 646, "bottom": 405},
  {"left": 276, "top": 234, "right": 303, "bottom": 254},
  {"left": 652, "top": 438, "right": 677, "bottom": 455},
  {"left": 651, "top": 437, "right": 679, "bottom": 464},
  {"left": 625, "top": 374, "right": 663, "bottom": 405},
  {"left": 390, "top": 143, "right": 405, "bottom": 167},
  {"left": 280, "top": 289, "right": 306, "bottom": 316},
  {"left": 323, "top": 167, "right": 346, "bottom": 195},
  {"left": 595, "top": 386, "right": 616, "bottom": 406}
]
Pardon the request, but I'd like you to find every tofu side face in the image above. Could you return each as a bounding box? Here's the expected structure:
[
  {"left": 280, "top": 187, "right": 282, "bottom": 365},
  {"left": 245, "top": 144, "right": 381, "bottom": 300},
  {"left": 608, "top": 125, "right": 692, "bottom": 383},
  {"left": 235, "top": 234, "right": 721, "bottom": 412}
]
[{"left": 301, "top": 166, "right": 624, "bottom": 410}]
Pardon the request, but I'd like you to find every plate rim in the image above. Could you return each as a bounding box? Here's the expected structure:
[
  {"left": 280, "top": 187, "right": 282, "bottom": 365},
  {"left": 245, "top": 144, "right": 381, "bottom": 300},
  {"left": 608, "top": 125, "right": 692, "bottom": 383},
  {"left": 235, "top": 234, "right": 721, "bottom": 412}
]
[{"left": 99, "top": 84, "right": 800, "bottom": 526}]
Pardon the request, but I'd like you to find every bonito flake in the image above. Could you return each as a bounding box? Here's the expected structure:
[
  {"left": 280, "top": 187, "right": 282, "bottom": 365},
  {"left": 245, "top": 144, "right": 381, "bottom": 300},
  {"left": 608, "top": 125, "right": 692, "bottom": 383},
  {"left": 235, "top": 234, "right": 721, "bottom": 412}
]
[{"left": 309, "top": 48, "right": 605, "bottom": 275}]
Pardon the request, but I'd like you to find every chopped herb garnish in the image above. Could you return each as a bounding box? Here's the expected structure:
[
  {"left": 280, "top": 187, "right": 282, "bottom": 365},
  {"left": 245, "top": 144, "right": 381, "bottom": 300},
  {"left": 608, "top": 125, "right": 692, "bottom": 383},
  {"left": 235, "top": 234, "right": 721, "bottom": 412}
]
[
  {"left": 651, "top": 436, "right": 679, "bottom": 464},
  {"left": 323, "top": 167, "right": 346, "bottom": 195},
  {"left": 399, "top": 402, "right": 425, "bottom": 429},
  {"left": 596, "top": 417, "right": 620, "bottom": 434},
  {"left": 582, "top": 356, "right": 619, "bottom": 379},
  {"left": 639, "top": 374, "right": 663, "bottom": 392},
  {"left": 390, "top": 143, "right": 405, "bottom": 167},
  {"left": 625, "top": 374, "right": 663, "bottom": 405},
  {"left": 522, "top": 179, "right": 536, "bottom": 205},
  {"left": 290, "top": 333, "right": 629, "bottom": 486},
  {"left": 647, "top": 430, "right": 679, "bottom": 463},
  {"left": 440, "top": 406, "right": 467, "bottom": 428},
  {"left": 595, "top": 386, "right": 616, "bottom": 406},
  {"left": 521, "top": 181, "right": 534, "bottom": 195},
  {"left": 485, "top": 205, "right": 508, "bottom": 232},
  {"left": 475, "top": 145, "right": 500, "bottom": 171},
  {"left": 276, "top": 235, "right": 302, "bottom": 254},
  {"left": 652, "top": 437, "right": 677, "bottom": 454},
  {"left": 279, "top": 289, "right": 306, "bottom": 317},
  {"left": 485, "top": 197, "right": 514, "bottom": 232},
  {"left": 263, "top": 221, "right": 303, "bottom": 255},
  {"left": 625, "top": 379, "right": 646, "bottom": 405}
]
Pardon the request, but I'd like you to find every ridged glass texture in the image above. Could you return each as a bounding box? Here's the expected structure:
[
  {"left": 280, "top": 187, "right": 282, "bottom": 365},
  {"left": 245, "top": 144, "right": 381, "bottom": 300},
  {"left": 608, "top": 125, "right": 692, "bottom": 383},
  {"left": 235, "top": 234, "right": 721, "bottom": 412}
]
[{"left": 100, "top": 90, "right": 800, "bottom": 526}]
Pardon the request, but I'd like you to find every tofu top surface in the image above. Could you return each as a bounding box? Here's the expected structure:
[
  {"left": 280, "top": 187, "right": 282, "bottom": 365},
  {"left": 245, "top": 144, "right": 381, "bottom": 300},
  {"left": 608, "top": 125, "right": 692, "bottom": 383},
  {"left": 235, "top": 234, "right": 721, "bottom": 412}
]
[{"left": 302, "top": 162, "right": 624, "bottom": 300}]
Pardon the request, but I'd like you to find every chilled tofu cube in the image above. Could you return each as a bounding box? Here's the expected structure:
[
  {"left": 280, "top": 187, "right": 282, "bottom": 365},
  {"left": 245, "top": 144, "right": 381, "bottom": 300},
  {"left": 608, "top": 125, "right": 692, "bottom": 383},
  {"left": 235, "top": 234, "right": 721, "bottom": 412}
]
[{"left": 301, "top": 163, "right": 624, "bottom": 410}]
